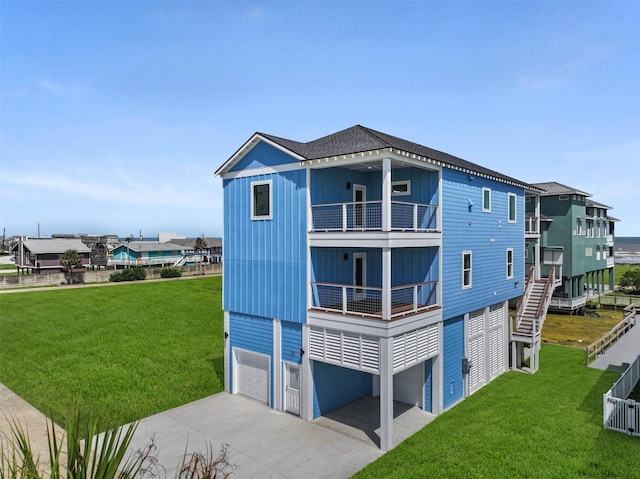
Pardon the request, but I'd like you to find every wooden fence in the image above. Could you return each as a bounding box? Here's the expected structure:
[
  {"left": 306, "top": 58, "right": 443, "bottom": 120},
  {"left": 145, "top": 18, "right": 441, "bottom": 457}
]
[
  {"left": 604, "top": 352, "right": 640, "bottom": 437},
  {"left": 585, "top": 305, "right": 637, "bottom": 366}
]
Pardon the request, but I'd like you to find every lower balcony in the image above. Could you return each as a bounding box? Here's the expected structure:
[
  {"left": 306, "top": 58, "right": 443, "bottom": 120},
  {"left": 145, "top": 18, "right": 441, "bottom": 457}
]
[{"left": 310, "top": 280, "right": 438, "bottom": 320}]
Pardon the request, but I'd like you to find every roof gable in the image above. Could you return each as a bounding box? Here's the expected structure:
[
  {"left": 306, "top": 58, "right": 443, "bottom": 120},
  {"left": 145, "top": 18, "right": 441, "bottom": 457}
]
[{"left": 532, "top": 181, "right": 592, "bottom": 197}]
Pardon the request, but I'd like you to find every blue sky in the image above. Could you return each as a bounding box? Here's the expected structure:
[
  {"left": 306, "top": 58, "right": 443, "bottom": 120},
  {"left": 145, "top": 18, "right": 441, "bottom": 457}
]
[{"left": 1, "top": 1, "right": 639, "bottom": 238}]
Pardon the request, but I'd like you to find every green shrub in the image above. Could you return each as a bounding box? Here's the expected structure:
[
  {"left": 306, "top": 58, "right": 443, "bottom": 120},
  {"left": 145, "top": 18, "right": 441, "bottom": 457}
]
[
  {"left": 109, "top": 267, "right": 146, "bottom": 282},
  {"left": 160, "top": 267, "right": 182, "bottom": 278}
]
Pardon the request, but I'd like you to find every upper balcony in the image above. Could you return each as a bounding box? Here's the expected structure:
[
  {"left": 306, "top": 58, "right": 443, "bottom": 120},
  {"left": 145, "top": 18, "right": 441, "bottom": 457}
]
[{"left": 308, "top": 160, "right": 441, "bottom": 248}]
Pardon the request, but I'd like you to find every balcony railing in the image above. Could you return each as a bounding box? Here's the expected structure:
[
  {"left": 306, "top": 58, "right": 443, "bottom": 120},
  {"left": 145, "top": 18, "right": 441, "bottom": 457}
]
[
  {"left": 549, "top": 294, "right": 586, "bottom": 310},
  {"left": 109, "top": 256, "right": 183, "bottom": 266},
  {"left": 310, "top": 280, "right": 438, "bottom": 320},
  {"left": 525, "top": 215, "right": 539, "bottom": 235},
  {"left": 310, "top": 201, "right": 438, "bottom": 232}
]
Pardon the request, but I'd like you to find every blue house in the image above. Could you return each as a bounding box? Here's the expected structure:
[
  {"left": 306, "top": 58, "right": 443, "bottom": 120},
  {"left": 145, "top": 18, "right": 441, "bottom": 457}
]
[{"left": 216, "top": 125, "right": 546, "bottom": 450}]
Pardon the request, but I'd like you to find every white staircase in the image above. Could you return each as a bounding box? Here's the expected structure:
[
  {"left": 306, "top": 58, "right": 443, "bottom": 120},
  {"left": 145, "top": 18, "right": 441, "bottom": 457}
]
[{"left": 510, "top": 267, "right": 557, "bottom": 373}]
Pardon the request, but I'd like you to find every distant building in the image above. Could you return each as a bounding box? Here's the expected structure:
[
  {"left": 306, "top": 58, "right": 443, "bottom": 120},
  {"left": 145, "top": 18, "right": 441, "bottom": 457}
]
[
  {"left": 109, "top": 241, "right": 184, "bottom": 268},
  {"left": 158, "top": 232, "right": 187, "bottom": 243},
  {"left": 14, "top": 237, "right": 91, "bottom": 274},
  {"left": 527, "top": 182, "right": 618, "bottom": 313},
  {"left": 166, "top": 237, "right": 223, "bottom": 264}
]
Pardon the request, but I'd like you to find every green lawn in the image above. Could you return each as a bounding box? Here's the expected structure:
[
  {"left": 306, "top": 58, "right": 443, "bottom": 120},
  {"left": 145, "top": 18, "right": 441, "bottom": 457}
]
[
  {"left": 0, "top": 277, "right": 223, "bottom": 429},
  {"left": 355, "top": 345, "right": 640, "bottom": 479}
]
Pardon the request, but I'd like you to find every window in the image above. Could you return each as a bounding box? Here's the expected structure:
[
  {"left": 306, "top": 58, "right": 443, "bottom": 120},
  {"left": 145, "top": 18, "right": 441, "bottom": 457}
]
[
  {"left": 586, "top": 220, "right": 594, "bottom": 238},
  {"left": 482, "top": 188, "right": 491, "bottom": 212},
  {"left": 585, "top": 247, "right": 592, "bottom": 257},
  {"left": 596, "top": 247, "right": 601, "bottom": 260},
  {"left": 506, "top": 248, "right": 514, "bottom": 279},
  {"left": 462, "top": 251, "right": 472, "bottom": 289},
  {"left": 251, "top": 180, "right": 272, "bottom": 220},
  {"left": 524, "top": 249, "right": 529, "bottom": 260},
  {"left": 576, "top": 219, "right": 582, "bottom": 236},
  {"left": 559, "top": 195, "right": 569, "bottom": 201},
  {"left": 391, "top": 180, "right": 411, "bottom": 196},
  {"left": 508, "top": 193, "right": 516, "bottom": 223},
  {"left": 596, "top": 222, "right": 601, "bottom": 238}
]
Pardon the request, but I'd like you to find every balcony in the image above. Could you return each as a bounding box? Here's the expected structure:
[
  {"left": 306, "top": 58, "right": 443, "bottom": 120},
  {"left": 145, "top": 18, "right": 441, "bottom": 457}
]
[
  {"left": 109, "top": 256, "right": 183, "bottom": 267},
  {"left": 311, "top": 200, "right": 437, "bottom": 232},
  {"left": 525, "top": 214, "right": 539, "bottom": 236},
  {"left": 310, "top": 280, "right": 438, "bottom": 320},
  {"left": 549, "top": 294, "right": 587, "bottom": 311}
]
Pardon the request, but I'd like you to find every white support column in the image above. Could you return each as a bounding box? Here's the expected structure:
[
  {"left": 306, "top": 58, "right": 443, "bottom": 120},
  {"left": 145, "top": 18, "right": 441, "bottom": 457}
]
[
  {"left": 379, "top": 336, "right": 394, "bottom": 451},
  {"left": 382, "top": 158, "right": 392, "bottom": 232},
  {"left": 534, "top": 195, "right": 541, "bottom": 280},
  {"left": 432, "top": 320, "right": 444, "bottom": 415},
  {"left": 382, "top": 247, "right": 392, "bottom": 320},
  {"left": 273, "top": 319, "right": 282, "bottom": 410},
  {"left": 301, "top": 324, "right": 314, "bottom": 421},
  {"left": 224, "top": 311, "right": 230, "bottom": 392}
]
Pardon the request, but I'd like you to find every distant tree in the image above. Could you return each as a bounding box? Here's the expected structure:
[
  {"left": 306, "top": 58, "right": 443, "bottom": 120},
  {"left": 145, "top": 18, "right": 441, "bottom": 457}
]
[
  {"left": 194, "top": 237, "right": 208, "bottom": 274},
  {"left": 619, "top": 268, "right": 640, "bottom": 293},
  {"left": 59, "top": 249, "right": 84, "bottom": 284}
]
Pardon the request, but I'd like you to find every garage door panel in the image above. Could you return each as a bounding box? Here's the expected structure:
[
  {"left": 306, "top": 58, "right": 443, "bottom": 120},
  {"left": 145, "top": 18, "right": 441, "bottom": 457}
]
[
  {"left": 393, "top": 363, "right": 423, "bottom": 408},
  {"left": 236, "top": 349, "right": 270, "bottom": 404}
]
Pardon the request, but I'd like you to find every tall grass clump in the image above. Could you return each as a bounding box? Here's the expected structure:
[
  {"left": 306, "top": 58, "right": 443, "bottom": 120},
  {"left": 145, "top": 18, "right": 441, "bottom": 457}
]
[{"left": 0, "top": 412, "right": 234, "bottom": 479}]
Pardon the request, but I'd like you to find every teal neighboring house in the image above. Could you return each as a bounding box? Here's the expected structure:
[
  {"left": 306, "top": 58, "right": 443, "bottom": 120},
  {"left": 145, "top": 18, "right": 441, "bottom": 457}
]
[
  {"left": 526, "top": 182, "right": 618, "bottom": 313},
  {"left": 109, "top": 241, "right": 184, "bottom": 268}
]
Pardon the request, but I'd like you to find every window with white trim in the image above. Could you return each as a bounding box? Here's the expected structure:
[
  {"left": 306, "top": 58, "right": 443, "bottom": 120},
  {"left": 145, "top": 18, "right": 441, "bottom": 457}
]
[
  {"left": 508, "top": 193, "right": 516, "bottom": 223},
  {"left": 506, "top": 248, "right": 514, "bottom": 279},
  {"left": 482, "top": 188, "right": 491, "bottom": 212},
  {"left": 391, "top": 180, "right": 411, "bottom": 196},
  {"left": 576, "top": 219, "right": 583, "bottom": 236},
  {"left": 462, "top": 251, "right": 472, "bottom": 289},
  {"left": 596, "top": 247, "right": 601, "bottom": 260},
  {"left": 251, "top": 180, "right": 272, "bottom": 220}
]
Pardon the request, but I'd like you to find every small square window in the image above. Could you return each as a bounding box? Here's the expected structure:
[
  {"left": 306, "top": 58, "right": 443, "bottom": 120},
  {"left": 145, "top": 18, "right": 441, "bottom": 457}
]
[
  {"left": 462, "top": 251, "right": 472, "bottom": 289},
  {"left": 391, "top": 180, "right": 411, "bottom": 196},
  {"left": 251, "top": 180, "right": 272, "bottom": 220},
  {"left": 508, "top": 193, "right": 517, "bottom": 223},
  {"left": 482, "top": 188, "right": 491, "bottom": 212}
]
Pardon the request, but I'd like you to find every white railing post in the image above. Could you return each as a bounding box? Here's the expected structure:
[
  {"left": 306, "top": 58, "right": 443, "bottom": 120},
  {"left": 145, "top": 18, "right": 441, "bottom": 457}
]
[
  {"left": 413, "top": 285, "right": 418, "bottom": 311},
  {"left": 413, "top": 204, "right": 418, "bottom": 231},
  {"left": 342, "top": 286, "right": 347, "bottom": 313},
  {"left": 342, "top": 204, "right": 347, "bottom": 231}
]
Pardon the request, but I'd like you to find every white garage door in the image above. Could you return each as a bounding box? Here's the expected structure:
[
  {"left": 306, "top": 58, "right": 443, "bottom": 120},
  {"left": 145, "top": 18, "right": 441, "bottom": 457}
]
[
  {"left": 235, "top": 349, "right": 270, "bottom": 404},
  {"left": 467, "top": 308, "right": 486, "bottom": 394},
  {"left": 488, "top": 303, "right": 505, "bottom": 379},
  {"left": 393, "top": 363, "right": 423, "bottom": 408}
]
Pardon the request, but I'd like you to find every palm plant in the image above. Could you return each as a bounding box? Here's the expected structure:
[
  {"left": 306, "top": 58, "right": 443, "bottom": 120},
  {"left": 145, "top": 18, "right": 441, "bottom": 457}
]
[
  {"left": 1, "top": 413, "right": 234, "bottom": 479},
  {"left": 59, "top": 250, "right": 84, "bottom": 285}
]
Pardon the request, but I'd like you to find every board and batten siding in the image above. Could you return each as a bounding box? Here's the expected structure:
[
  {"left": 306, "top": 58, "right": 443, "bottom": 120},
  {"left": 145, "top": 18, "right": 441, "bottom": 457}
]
[
  {"left": 442, "top": 315, "right": 465, "bottom": 410},
  {"left": 281, "top": 321, "right": 303, "bottom": 365},
  {"left": 229, "top": 140, "right": 298, "bottom": 172},
  {"left": 440, "top": 168, "right": 524, "bottom": 319},
  {"left": 224, "top": 168, "right": 307, "bottom": 323},
  {"left": 229, "top": 312, "right": 274, "bottom": 405}
]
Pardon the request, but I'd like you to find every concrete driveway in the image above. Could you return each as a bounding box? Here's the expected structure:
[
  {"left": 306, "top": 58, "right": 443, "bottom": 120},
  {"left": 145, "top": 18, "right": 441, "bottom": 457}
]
[{"left": 127, "top": 393, "right": 385, "bottom": 479}]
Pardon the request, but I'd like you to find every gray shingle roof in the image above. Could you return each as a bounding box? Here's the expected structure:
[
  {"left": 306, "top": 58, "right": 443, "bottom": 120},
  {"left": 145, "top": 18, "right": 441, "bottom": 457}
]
[
  {"left": 532, "top": 181, "right": 591, "bottom": 197},
  {"left": 248, "top": 125, "right": 541, "bottom": 191},
  {"left": 586, "top": 198, "right": 612, "bottom": 210},
  {"left": 23, "top": 238, "right": 91, "bottom": 254}
]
